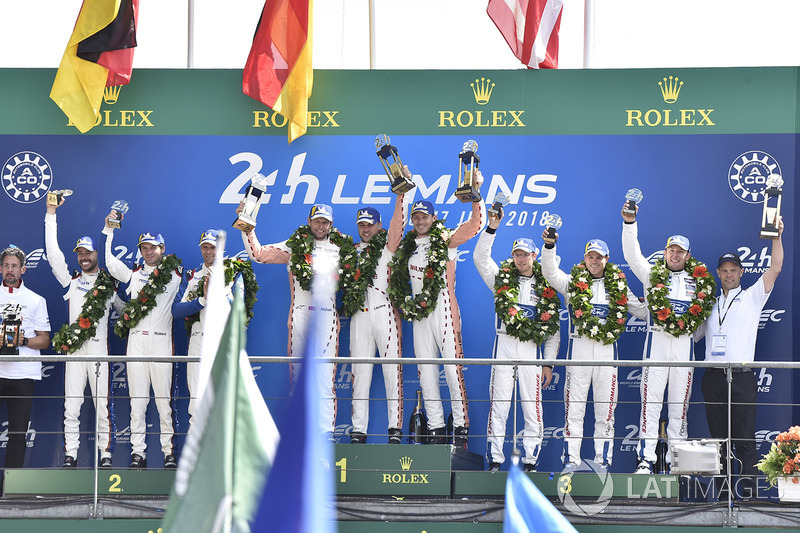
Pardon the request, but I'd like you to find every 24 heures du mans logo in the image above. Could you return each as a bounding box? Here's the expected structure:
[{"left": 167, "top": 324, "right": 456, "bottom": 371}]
[
  {"left": 625, "top": 76, "right": 714, "bottom": 127},
  {"left": 438, "top": 77, "right": 525, "bottom": 128},
  {"left": 66, "top": 86, "right": 155, "bottom": 128}
]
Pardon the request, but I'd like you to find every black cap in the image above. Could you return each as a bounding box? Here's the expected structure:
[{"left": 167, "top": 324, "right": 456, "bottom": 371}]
[{"left": 717, "top": 252, "right": 743, "bottom": 269}]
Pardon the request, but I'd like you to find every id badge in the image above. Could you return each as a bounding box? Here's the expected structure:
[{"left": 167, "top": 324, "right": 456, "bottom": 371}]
[{"left": 711, "top": 335, "right": 727, "bottom": 356}]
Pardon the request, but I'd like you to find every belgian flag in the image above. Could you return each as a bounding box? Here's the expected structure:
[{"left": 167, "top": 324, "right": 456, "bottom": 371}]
[
  {"left": 242, "top": 0, "right": 313, "bottom": 143},
  {"left": 50, "top": 0, "right": 139, "bottom": 133}
]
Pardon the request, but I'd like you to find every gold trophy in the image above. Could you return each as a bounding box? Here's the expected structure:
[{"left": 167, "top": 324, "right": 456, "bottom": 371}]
[
  {"left": 108, "top": 200, "right": 129, "bottom": 229},
  {"left": 234, "top": 173, "right": 269, "bottom": 232},
  {"left": 542, "top": 214, "right": 563, "bottom": 245},
  {"left": 376, "top": 134, "right": 415, "bottom": 194},
  {"left": 47, "top": 189, "right": 73, "bottom": 206},
  {"left": 455, "top": 140, "right": 482, "bottom": 202},
  {"left": 1, "top": 303, "right": 23, "bottom": 355},
  {"left": 759, "top": 176, "right": 783, "bottom": 239}
]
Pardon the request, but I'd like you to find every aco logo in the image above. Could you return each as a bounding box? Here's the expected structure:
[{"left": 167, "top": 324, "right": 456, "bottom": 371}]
[
  {"left": 728, "top": 151, "right": 782, "bottom": 204},
  {"left": 2, "top": 151, "right": 53, "bottom": 203}
]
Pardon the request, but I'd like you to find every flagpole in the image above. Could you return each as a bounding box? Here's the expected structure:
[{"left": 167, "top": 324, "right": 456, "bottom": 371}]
[
  {"left": 188, "top": 0, "right": 195, "bottom": 68},
  {"left": 368, "top": 0, "right": 376, "bottom": 69},
  {"left": 583, "top": 0, "right": 594, "bottom": 68}
]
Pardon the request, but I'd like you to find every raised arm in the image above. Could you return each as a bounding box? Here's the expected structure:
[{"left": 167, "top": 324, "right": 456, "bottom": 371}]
[
  {"left": 44, "top": 211, "right": 71, "bottom": 288},
  {"left": 102, "top": 214, "right": 132, "bottom": 284},
  {"left": 621, "top": 213, "right": 652, "bottom": 284},
  {"left": 448, "top": 198, "right": 486, "bottom": 248},
  {"left": 386, "top": 191, "right": 409, "bottom": 253},
  {"left": 540, "top": 244, "right": 570, "bottom": 296},
  {"left": 242, "top": 228, "right": 291, "bottom": 264},
  {"left": 762, "top": 215, "right": 784, "bottom": 293}
]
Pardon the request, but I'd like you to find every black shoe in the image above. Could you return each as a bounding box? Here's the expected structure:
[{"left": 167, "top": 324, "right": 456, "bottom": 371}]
[
  {"left": 488, "top": 462, "right": 501, "bottom": 472},
  {"left": 130, "top": 454, "right": 147, "bottom": 469},
  {"left": 350, "top": 432, "right": 367, "bottom": 444},
  {"left": 429, "top": 426, "right": 447, "bottom": 445},
  {"left": 164, "top": 454, "right": 178, "bottom": 469},
  {"left": 63, "top": 455, "right": 77, "bottom": 468},
  {"left": 454, "top": 426, "right": 469, "bottom": 450},
  {"left": 99, "top": 457, "right": 112, "bottom": 469},
  {"left": 523, "top": 463, "right": 536, "bottom": 472},
  {"left": 388, "top": 428, "right": 402, "bottom": 444}
]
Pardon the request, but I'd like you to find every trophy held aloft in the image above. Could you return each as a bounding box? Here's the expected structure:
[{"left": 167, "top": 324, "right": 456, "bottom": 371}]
[
  {"left": 759, "top": 176, "right": 783, "bottom": 239},
  {"left": 108, "top": 200, "right": 129, "bottom": 229},
  {"left": 47, "top": 189, "right": 73, "bottom": 206},
  {"left": 623, "top": 188, "right": 643, "bottom": 216},
  {"left": 234, "top": 173, "right": 268, "bottom": 233},
  {"left": 542, "top": 213, "right": 562, "bottom": 245},
  {"left": 455, "top": 140, "right": 482, "bottom": 203},
  {"left": 375, "top": 134, "right": 415, "bottom": 194},
  {"left": 1, "top": 303, "right": 23, "bottom": 356}
]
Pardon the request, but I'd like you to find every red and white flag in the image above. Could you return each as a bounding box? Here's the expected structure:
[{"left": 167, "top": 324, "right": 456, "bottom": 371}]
[{"left": 487, "top": 0, "right": 564, "bottom": 69}]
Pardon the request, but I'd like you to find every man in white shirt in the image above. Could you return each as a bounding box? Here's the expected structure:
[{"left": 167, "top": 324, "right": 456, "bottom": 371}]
[
  {"left": 0, "top": 246, "right": 50, "bottom": 468},
  {"left": 697, "top": 216, "right": 783, "bottom": 499}
]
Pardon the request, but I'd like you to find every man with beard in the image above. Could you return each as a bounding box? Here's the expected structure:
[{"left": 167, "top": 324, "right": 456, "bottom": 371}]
[
  {"left": 0, "top": 246, "right": 50, "bottom": 468},
  {"left": 46, "top": 198, "right": 119, "bottom": 468},
  {"left": 541, "top": 230, "right": 646, "bottom": 470},
  {"left": 622, "top": 204, "right": 716, "bottom": 474},
  {"left": 389, "top": 175, "right": 485, "bottom": 449},
  {"left": 104, "top": 215, "right": 183, "bottom": 469}
]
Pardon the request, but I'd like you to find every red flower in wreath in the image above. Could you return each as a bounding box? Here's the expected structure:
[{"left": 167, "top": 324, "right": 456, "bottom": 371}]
[
  {"left": 425, "top": 268, "right": 434, "bottom": 279},
  {"left": 508, "top": 307, "right": 518, "bottom": 316},
  {"left": 693, "top": 265, "right": 709, "bottom": 278},
  {"left": 617, "top": 272, "right": 626, "bottom": 279},
  {"left": 92, "top": 289, "right": 99, "bottom": 297},
  {"left": 540, "top": 312, "right": 552, "bottom": 321},
  {"left": 575, "top": 281, "right": 589, "bottom": 291},
  {"left": 497, "top": 285, "right": 510, "bottom": 293},
  {"left": 153, "top": 269, "right": 160, "bottom": 277},
  {"left": 617, "top": 318, "right": 625, "bottom": 325},
  {"left": 697, "top": 291, "right": 707, "bottom": 300},
  {"left": 304, "top": 254, "right": 313, "bottom": 265},
  {"left": 61, "top": 344, "right": 70, "bottom": 352},
  {"left": 343, "top": 263, "right": 352, "bottom": 270},
  {"left": 677, "top": 319, "right": 686, "bottom": 330},
  {"left": 616, "top": 294, "right": 628, "bottom": 305},
  {"left": 656, "top": 307, "right": 671, "bottom": 321},
  {"left": 123, "top": 313, "right": 130, "bottom": 321},
  {"left": 655, "top": 283, "right": 665, "bottom": 289},
  {"left": 542, "top": 287, "right": 556, "bottom": 299},
  {"left": 354, "top": 269, "right": 362, "bottom": 281},
  {"left": 139, "top": 296, "right": 148, "bottom": 303},
  {"left": 574, "top": 309, "right": 584, "bottom": 318},
  {"left": 420, "top": 300, "right": 428, "bottom": 308},
  {"left": 688, "top": 304, "right": 703, "bottom": 316},
  {"left": 78, "top": 317, "right": 92, "bottom": 329}
]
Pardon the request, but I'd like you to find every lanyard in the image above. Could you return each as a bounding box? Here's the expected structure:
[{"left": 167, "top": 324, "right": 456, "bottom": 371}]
[{"left": 717, "top": 287, "right": 743, "bottom": 330}]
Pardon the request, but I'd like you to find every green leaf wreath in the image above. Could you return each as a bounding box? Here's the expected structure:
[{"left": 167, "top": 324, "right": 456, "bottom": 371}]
[
  {"left": 388, "top": 219, "right": 449, "bottom": 321},
  {"left": 340, "top": 229, "right": 388, "bottom": 317},
  {"left": 52, "top": 269, "right": 117, "bottom": 354},
  {"left": 114, "top": 254, "right": 182, "bottom": 338},
  {"left": 494, "top": 259, "right": 561, "bottom": 344},
  {"left": 286, "top": 225, "right": 357, "bottom": 292},
  {"left": 568, "top": 262, "right": 629, "bottom": 345},
  {"left": 647, "top": 257, "right": 717, "bottom": 337},
  {"left": 183, "top": 258, "right": 260, "bottom": 333}
]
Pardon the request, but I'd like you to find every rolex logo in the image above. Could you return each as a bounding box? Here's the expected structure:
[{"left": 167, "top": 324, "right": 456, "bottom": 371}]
[
  {"left": 471, "top": 77, "right": 495, "bottom": 105},
  {"left": 658, "top": 76, "right": 683, "bottom": 104},
  {"left": 399, "top": 456, "right": 413, "bottom": 471},
  {"left": 104, "top": 85, "right": 122, "bottom": 104}
]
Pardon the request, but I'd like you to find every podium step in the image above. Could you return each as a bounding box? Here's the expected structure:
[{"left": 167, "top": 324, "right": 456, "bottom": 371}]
[{"left": 3, "top": 469, "right": 175, "bottom": 497}]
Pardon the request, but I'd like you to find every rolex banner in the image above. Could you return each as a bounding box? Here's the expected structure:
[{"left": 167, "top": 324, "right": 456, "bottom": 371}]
[{"left": 0, "top": 68, "right": 795, "bottom": 474}]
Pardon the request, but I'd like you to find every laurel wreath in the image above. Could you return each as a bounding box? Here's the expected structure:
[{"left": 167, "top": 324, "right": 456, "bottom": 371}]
[
  {"left": 340, "top": 229, "right": 388, "bottom": 317},
  {"left": 568, "top": 262, "right": 629, "bottom": 345},
  {"left": 494, "top": 259, "right": 561, "bottom": 344},
  {"left": 52, "top": 270, "right": 117, "bottom": 354},
  {"left": 286, "top": 225, "right": 357, "bottom": 292},
  {"left": 647, "top": 257, "right": 717, "bottom": 337},
  {"left": 114, "top": 254, "right": 183, "bottom": 338},
  {"left": 183, "top": 258, "right": 260, "bottom": 333},
  {"left": 388, "top": 220, "right": 449, "bottom": 321}
]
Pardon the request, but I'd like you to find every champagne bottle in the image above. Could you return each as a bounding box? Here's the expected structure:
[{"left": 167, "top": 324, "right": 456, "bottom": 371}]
[
  {"left": 408, "top": 390, "right": 428, "bottom": 444},
  {"left": 654, "top": 419, "right": 668, "bottom": 474}
]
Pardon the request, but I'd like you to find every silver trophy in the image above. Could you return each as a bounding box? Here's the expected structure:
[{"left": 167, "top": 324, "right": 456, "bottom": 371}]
[
  {"left": 623, "top": 188, "right": 644, "bottom": 216},
  {"left": 455, "top": 140, "right": 482, "bottom": 202},
  {"left": 47, "top": 189, "right": 73, "bottom": 206},
  {"left": 108, "top": 200, "right": 129, "bottom": 229},
  {"left": 233, "top": 173, "right": 269, "bottom": 232},
  {"left": 1, "top": 302, "right": 23, "bottom": 355},
  {"left": 542, "top": 213, "right": 563, "bottom": 245},
  {"left": 376, "top": 134, "right": 415, "bottom": 194},
  {"left": 488, "top": 192, "right": 510, "bottom": 218},
  {"left": 759, "top": 175, "right": 783, "bottom": 239}
]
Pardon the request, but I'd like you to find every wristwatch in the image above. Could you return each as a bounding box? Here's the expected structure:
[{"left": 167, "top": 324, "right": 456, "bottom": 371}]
[{"left": 21, "top": 337, "right": 28, "bottom": 347}]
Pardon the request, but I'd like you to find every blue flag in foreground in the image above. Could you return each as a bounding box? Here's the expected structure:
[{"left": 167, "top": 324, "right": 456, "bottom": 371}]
[
  {"left": 504, "top": 456, "right": 578, "bottom": 533},
  {"left": 252, "top": 255, "right": 337, "bottom": 533}
]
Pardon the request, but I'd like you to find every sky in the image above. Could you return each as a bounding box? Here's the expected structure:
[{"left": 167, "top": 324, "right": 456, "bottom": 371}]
[{"left": 2, "top": 0, "right": 800, "bottom": 70}]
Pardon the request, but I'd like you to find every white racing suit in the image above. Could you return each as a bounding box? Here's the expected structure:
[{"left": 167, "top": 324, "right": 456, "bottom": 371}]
[
  {"left": 243, "top": 231, "right": 340, "bottom": 434},
  {"left": 542, "top": 245, "right": 647, "bottom": 466},
  {"left": 473, "top": 230, "right": 559, "bottom": 467},
  {"left": 350, "top": 196, "right": 406, "bottom": 436},
  {"left": 408, "top": 201, "right": 485, "bottom": 432},
  {"left": 104, "top": 227, "right": 182, "bottom": 460},
  {"left": 46, "top": 213, "right": 117, "bottom": 461},
  {"left": 622, "top": 222, "right": 695, "bottom": 464}
]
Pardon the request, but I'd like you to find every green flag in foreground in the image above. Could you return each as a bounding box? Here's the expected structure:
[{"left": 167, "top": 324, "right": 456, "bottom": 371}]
[{"left": 161, "top": 277, "right": 278, "bottom": 533}]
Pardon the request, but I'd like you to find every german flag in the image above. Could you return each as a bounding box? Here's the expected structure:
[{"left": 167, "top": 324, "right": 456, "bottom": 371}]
[
  {"left": 242, "top": 0, "right": 313, "bottom": 143},
  {"left": 50, "top": 0, "right": 139, "bottom": 133}
]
